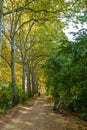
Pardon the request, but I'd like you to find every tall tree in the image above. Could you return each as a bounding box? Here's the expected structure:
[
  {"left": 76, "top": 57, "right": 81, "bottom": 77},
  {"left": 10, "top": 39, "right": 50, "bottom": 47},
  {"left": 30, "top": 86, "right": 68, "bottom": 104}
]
[{"left": 0, "top": 0, "right": 3, "bottom": 55}]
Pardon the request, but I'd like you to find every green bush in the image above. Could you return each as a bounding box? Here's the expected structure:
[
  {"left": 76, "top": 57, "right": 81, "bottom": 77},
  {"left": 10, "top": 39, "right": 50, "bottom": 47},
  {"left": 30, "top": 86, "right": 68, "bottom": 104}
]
[
  {"left": 44, "top": 37, "right": 87, "bottom": 117},
  {"left": 0, "top": 84, "right": 29, "bottom": 110},
  {"left": 17, "top": 87, "right": 28, "bottom": 103},
  {"left": 81, "top": 112, "right": 87, "bottom": 120},
  {"left": 0, "top": 85, "right": 12, "bottom": 110}
]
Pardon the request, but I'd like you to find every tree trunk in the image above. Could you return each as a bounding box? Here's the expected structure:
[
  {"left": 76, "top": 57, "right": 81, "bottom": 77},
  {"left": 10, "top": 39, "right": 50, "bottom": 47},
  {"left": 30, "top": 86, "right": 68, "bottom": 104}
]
[
  {"left": 35, "top": 79, "right": 38, "bottom": 93},
  {"left": 31, "top": 70, "right": 37, "bottom": 95},
  {"left": 31, "top": 71, "right": 34, "bottom": 95},
  {"left": 22, "top": 56, "right": 26, "bottom": 90},
  {"left": 0, "top": 0, "right": 3, "bottom": 55},
  {"left": 27, "top": 65, "right": 32, "bottom": 97},
  {"left": 11, "top": 35, "right": 17, "bottom": 105}
]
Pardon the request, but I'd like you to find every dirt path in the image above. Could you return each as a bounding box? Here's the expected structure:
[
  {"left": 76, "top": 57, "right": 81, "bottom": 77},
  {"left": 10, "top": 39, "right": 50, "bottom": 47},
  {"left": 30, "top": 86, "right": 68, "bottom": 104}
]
[{"left": 0, "top": 96, "right": 86, "bottom": 130}]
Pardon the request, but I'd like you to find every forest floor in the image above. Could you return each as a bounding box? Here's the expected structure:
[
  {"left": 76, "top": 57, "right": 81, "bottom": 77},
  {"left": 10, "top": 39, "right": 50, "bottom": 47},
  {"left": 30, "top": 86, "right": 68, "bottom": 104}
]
[{"left": 0, "top": 95, "right": 87, "bottom": 130}]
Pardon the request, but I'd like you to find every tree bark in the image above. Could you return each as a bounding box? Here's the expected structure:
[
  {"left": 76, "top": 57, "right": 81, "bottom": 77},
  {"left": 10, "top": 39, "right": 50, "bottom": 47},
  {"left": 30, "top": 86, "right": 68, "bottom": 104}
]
[
  {"left": 35, "top": 79, "right": 38, "bottom": 93},
  {"left": 11, "top": 35, "right": 17, "bottom": 105},
  {"left": 27, "top": 64, "right": 32, "bottom": 97},
  {"left": 22, "top": 55, "right": 26, "bottom": 90},
  {"left": 31, "top": 71, "right": 34, "bottom": 95},
  {"left": 0, "top": 0, "right": 3, "bottom": 55},
  {"left": 31, "top": 70, "right": 38, "bottom": 95}
]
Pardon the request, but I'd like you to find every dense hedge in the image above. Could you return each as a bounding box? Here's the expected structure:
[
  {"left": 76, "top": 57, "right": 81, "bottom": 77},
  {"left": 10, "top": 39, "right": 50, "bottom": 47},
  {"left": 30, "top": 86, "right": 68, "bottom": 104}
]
[
  {"left": 44, "top": 30, "right": 87, "bottom": 119},
  {"left": 0, "top": 85, "right": 28, "bottom": 110}
]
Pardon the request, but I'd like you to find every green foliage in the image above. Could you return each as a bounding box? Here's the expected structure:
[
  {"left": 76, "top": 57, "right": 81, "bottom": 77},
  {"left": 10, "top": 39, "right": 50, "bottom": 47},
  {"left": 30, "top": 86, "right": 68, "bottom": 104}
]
[
  {"left": 44, "top": 30, "right": 87, "bottom": 117},
  {"left": 0, "top": 85, "right": 13, "bottom": 110},
  {"left": 0, "top": 83, "right": 29, "bottom": 110},
  {"left": 17, "top": 87, "right": 28, "bottom": 103},
  {"left": 81, "top": 112, "right": 87, "bottom": 120}
]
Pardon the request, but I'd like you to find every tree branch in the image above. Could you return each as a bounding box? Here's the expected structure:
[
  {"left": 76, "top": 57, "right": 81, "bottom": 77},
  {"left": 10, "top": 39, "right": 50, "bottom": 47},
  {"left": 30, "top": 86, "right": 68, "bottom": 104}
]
[
  {"left": 14, "top": 19, "right": 37, "bottom": 34},
  {"left": 0, "top": 55, "right": 11, "bottom": 68}
]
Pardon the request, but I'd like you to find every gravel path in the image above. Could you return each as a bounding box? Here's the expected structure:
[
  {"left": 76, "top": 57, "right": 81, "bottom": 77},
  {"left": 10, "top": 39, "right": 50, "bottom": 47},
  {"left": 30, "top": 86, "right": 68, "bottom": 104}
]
[{"left": 0, "top": 96, "right": 71, "bottom": 130}]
